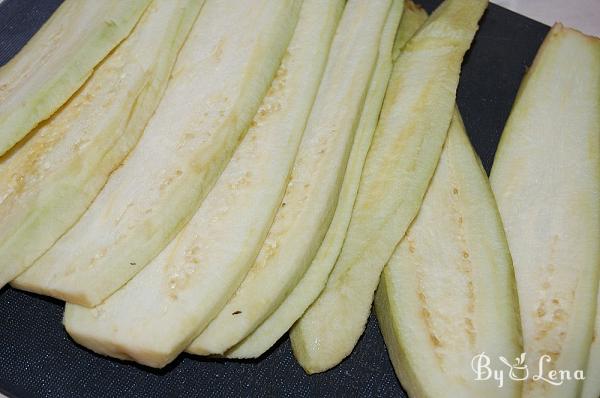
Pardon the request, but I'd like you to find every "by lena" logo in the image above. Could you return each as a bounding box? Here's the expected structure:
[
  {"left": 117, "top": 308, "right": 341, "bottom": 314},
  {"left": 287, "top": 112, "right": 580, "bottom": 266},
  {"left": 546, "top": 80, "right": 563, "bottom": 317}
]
[{"left": 471, "top": 352, "right": 585, "bottom": 388}]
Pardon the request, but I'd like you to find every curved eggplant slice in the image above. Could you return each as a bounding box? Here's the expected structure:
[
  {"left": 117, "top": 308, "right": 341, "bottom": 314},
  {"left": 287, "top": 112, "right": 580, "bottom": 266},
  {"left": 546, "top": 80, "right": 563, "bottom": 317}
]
[
  {"left": 491, "top": 24, "right": 600, "bottom": 398},
  {"left": 376, "top": 111, "right": 522, "bottom": 398}
]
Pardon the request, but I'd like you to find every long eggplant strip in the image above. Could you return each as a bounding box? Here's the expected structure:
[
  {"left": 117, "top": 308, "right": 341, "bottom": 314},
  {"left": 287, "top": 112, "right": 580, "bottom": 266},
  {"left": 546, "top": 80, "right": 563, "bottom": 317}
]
[
  {"left": 490, "top": 24, "right": 600, "bottom": 398},
  {"left": 376, "top": 111, "right": 522, "bottom": 398}
]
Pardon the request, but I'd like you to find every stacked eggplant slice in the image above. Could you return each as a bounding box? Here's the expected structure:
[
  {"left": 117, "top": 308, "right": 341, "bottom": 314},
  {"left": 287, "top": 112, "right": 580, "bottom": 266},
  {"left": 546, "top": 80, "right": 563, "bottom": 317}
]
[{"left": 1, "top": 0, "right": 598, "bottom": 397}]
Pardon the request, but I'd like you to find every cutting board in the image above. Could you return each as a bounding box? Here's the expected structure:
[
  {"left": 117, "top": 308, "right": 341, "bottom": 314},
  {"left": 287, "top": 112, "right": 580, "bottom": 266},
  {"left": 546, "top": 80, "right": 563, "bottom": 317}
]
[{"left": 0, "top": 0, "right": 549, "bottom": 396}]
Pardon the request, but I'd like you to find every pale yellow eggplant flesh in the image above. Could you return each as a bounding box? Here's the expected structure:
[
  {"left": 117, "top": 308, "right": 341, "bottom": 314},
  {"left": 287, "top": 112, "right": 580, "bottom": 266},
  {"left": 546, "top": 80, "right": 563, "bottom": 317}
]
[
  {"left": 490, "top": 24, "right": 600, "bottom": 398},
  {"left": 227, "top": 0, "right": 424, "bottom": 360},
  {"left": 0, "top": 0, "right": 205, "bottom": 288},
  {"left": 290, "top": 0, "right": 489, "bottom": 374},
  {"left": 187, "top": 0, "right": 395, "bottom": 356},
  {"left": 61, "top": 0, "right": 343, "bottom": 369},
  {"left": 376, "top": 111, "right": 522, "bottom": 398},
  {"left": 582, "top": 291, "right": 600, "bottom": 398},
  {"left": 392, "top": 0, "right": 427, "bottom": 61},
  {"left": 13, "top": 0, "right": 301, "bottom": 307},
  {"left": 0, "top": 0, "right": 151, "bottom": 155}
]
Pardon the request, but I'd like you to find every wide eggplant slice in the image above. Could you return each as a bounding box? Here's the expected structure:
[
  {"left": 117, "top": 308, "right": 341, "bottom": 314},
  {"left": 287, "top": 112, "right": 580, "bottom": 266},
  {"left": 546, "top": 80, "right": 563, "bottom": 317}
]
[
  {"left": 13, "top": 0, "right": 301, "bottom": 307},
  {"left": 187, "top": 0, "right": 395, "bottom": 356},
  {"left": 290, "top": 0, "right": 488, "bottom": 373},
  {"left": 376, "top": 111, "right": 522, "bottom": 398},
  {"left": 61, "top": 0, "right": 343, "bottom": 369},
  {"left": 490, "top": 24, "right": 600, "bottom": 398},
  {"left": 0, "top": 0, "right": 151, "bottom": 155},
  {"left": 0, "top": 0, "right": 204, "bottom": 288},
  {"left": 226, "top": 0, "right": 426, "bottom": 360}
]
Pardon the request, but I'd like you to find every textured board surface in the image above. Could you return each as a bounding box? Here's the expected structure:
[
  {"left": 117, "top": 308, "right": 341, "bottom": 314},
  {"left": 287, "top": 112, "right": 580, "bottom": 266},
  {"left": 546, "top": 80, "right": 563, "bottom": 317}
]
[{"left": 0, "top": 0, "right": 549, "bottom": 397}]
